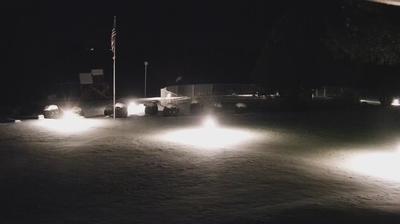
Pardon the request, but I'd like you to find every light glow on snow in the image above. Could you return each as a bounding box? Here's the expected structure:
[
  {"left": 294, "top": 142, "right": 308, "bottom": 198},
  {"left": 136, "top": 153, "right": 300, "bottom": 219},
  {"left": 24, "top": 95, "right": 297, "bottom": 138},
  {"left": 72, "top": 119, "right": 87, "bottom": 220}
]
[
  {"left": 35, "top": 117, "right": 102, "bottom": 134},
  {"left": 159, "top": 116, "right": 258, "bottom": 149},
  {"left": 343, "top": 150, "right": 400, "bottom": 182},
  {"left": 128, "top": 102, "right": 146, "bottom": 116},
  {"left": 368, "top": 0, "right": 400, "bottom": 6},
  {"left": 203, "top": 116, "right": 217, "bottom": 128},
  {"left": 159, "top": 117, "right": 257, "bottom": 149},
  {"left": 159, "top": 127, "right": 256, "bottom": 149}
]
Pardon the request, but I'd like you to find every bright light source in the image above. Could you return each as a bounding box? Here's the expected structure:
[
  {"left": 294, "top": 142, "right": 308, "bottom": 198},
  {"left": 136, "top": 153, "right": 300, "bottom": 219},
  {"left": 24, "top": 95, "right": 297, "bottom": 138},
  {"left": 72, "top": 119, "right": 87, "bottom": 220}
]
[
  {"left": 115, "top": 102, "right": 125, "bottom": 108},
  {"left": 35, "top": 108, "right": 102, "bottom": 134},
  {"left": 44, "top": 105, "right": 59, "bottom": 111},
  {"left": 203, "top": 116, "right": 217, "bottom": 128},
  {"left": 127, "top": 102, "right": 146, "bottom": 116},
  {"left": 62, "top": 110, "right": 81, "bottom": 120},
  {"left": 391, "top": 98, "right": 400, "bottom": 106},
  {"left": 342, "top": 151, "right": 400, "bottom": 182}
]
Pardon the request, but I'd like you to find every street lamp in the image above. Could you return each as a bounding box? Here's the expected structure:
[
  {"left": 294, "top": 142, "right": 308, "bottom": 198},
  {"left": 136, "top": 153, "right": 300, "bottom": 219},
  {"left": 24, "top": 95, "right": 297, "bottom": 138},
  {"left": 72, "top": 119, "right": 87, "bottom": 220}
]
[{"left": 144, "top": 61, "right": 149, "bottom": 97}]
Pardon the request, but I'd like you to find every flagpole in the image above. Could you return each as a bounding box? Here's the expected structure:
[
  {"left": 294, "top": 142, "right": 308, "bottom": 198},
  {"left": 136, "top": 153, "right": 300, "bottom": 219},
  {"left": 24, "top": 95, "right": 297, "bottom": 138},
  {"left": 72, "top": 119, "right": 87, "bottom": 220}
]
[{"left": 112, "top": 16, "right": 117, "bottom": 120}]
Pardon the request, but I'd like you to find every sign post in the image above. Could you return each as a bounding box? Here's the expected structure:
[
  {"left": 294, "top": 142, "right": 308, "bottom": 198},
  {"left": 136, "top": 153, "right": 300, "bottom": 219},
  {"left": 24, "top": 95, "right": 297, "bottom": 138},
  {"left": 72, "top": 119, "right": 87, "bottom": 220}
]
[{"left": 111, "top": 16, "right": 117, "bottom": 119}]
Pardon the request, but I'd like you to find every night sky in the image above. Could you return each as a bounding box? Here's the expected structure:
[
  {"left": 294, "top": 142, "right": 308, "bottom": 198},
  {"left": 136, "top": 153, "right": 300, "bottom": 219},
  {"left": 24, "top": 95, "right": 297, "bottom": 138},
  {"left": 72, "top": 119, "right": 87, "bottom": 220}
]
[{"left": 2, "top": 1, "right": 400, "bottom": 105}]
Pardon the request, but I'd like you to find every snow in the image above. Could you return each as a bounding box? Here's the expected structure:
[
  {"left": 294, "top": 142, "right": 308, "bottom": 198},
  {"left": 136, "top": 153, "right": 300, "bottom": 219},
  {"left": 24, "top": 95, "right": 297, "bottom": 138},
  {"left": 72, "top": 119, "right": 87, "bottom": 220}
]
[{"left": 1, "top": 111, "right": 400, "bottom": 223}]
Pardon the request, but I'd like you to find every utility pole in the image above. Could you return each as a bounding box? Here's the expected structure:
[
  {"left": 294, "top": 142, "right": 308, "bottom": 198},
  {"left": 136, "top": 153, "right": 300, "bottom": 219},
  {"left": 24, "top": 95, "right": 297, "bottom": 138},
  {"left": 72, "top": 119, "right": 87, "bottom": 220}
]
[{"left": 144, "top": 61, "right": 149, "bottom": 97}]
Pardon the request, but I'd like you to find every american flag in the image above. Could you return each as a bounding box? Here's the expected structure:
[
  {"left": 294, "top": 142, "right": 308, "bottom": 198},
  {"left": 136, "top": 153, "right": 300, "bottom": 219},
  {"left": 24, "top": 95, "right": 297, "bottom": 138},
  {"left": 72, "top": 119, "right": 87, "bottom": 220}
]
[{"left": 111, "top": 17, "right": 116, "bottom": 54}]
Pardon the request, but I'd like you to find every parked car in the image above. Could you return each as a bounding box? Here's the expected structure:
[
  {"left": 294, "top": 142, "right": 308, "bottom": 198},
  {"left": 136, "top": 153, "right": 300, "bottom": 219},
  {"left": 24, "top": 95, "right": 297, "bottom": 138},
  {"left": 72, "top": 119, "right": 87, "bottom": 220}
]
[
  {"left": 163, "top": 104, "right": 179, "bottom": 116},
  {"left": 104, "top": 103, "right": 128, "bottom": 118}
]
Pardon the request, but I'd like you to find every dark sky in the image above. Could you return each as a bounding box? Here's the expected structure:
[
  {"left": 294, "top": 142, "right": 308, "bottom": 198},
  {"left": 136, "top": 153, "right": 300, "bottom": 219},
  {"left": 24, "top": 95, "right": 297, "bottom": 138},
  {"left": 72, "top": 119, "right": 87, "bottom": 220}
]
[
  {"left": 1, "top": 2, "right": 273, "bottom": 102},
  {"left": 2, "top": 1, "right": 400, "bottom": 105}
]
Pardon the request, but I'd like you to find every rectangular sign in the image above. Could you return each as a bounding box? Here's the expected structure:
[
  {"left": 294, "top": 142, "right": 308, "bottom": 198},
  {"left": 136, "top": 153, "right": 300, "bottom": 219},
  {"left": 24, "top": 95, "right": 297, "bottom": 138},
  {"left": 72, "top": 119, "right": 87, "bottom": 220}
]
[
  {"left": 79, "top": 73, "right": 93, "bottom": 84},
  {"left": 91, "top": 69, "right": 104, "bottom": 76}
]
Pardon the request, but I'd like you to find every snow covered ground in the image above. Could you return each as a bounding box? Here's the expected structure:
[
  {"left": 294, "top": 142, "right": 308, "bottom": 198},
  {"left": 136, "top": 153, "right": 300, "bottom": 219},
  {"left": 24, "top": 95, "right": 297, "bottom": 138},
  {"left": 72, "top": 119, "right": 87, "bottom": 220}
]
[{"left": 1, "top": 109, "right": 400, "bottom": 223}]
